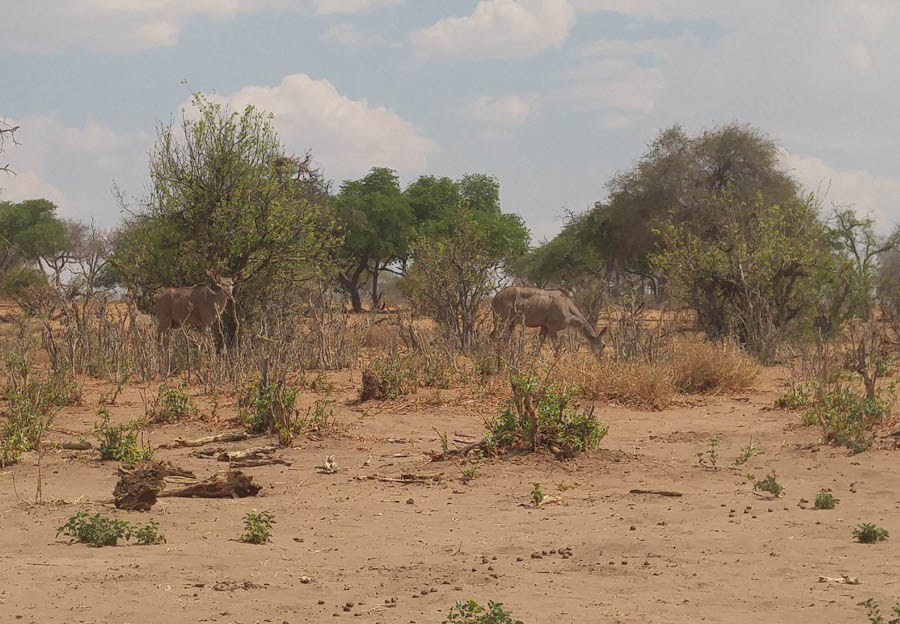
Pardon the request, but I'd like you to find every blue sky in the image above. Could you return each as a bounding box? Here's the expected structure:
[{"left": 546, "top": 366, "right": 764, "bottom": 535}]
[{"left": 3, "top": 1, "right": 899, "bottom": 242}]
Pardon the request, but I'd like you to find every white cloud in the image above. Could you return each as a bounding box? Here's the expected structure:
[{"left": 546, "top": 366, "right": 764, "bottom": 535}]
[
  {"left": 202, "top": 74, "right": 438, "bottom": 178},
  {"left": 0, "top": 115, "right": 146, "bottom": 222},
  {"left": 320, "top": 22, "right": 402, "bottom": 49},
  {"left": 782, "top": 150, "right": 900, "bottom": 231},
  {"left": 468, "top": 95, "right": 533, "bottom": 125},
  {"left": 410, "top": 0, "right": 576, "bottom": 61},
  {"left": 2, "top": 0, "right": 404, "bottom": 53},
  {"left": 313, "top": 0, "right": 406, "bottom": 15}
]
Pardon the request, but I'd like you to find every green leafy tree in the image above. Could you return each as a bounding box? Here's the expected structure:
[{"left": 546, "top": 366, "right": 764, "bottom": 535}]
[
  {"left": 403, "top": 190, "right": 529, "bottom": 350},
  {"left": 0, "top": 199, "right": 68, "bottom": 269},
  {"left": 109, "top": 94, "right": 337, "bottom": 333},
  {"left": 652, "top": 185, "right": 828, "bottom": 361},
  {"left": 335, "top": 167, "right": 414, "bottom": 312},
  {"left": 536, "top": 124, "right": 801, "bottom": 289}
]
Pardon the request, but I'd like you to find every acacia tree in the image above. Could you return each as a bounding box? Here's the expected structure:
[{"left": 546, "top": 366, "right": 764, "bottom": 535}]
[
  {"left": 110, "top": 94, "right": 337, "bottom": 334},
  {"left": 334, "top": 167, "right": 413, "bottom": 312}
]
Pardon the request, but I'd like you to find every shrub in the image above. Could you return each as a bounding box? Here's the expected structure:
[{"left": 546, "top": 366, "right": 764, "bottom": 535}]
[
  {"left": 239, "top": 378, "right": 298, "bottom": 439},
  {"left": 132, "top": 519, "right": 167, "bottom": 545},
  {"left": 442, "top": 600, "right": 523, "bottom": 624},
  {"left": 485, "top": 376, "right": 609, "bottom": 457},
  {"left": 853, "top": 523, "right": 889, "bottom": 544},
  {"left": 555, "top": 354, "right": 675, "bottom": 410},
  {"left": 774, "top": 380, "right": 818, "bottom": 410},
  {"left": 93, "top": 408, "right": 154, "bottom": 463},
  {"left": 240, "top": 511, "right": 275, "bottom": 544},
  {"left": 753, "top": 472, "right": 783, "bottom": 497},
  {"left": 814, "top": 490, "right": 839, "bottom": 510},
  {"left": 859, "top": 598, "right": 900, "bottom": 624},
  {"left": 0, "top": 377, "right": 62, "bottom": 467},
  {"left": 146, "top": 381, "right": 196, "bottom": 423},
  {"left": 669, "top": 337, "right": 759, "bottom": 394},
  {"left": 807, "top": 383, "right": 894, "bottom": 453},
  {"left": 56, "top": 512, "right": 166, "bottom": 547}
]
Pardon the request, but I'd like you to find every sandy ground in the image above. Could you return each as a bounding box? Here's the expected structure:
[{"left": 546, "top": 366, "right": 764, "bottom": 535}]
[{"left": 1, "top": 367, "right": 899, "bottom": 624}]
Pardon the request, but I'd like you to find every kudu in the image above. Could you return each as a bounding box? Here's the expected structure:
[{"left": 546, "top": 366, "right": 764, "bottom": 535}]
[
  {"left": 490, "top": 286, "right": 608, "bottom": 356},
  {"left": 153, "top": 269, "right": 243, "bottom": 342}
]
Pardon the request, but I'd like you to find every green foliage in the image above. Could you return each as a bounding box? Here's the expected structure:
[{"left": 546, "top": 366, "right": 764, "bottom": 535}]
[
  {"left": 0, "top": 265, "right": 58, "bottom": 315},
  {"left": 0, "top": 198, "right": 69, "bottom": 262},
  {"left": 403, "top": 207, "right": 528, "bottom": 351},
  {"left": 240, "top": 511, "right": 275, "bottom": 544},
  {"left": 486, "top": 376, "right": 608, "bottom": 457},
  {"left": 132, "top": 519, "right": 167, "bottom": 545},
  {"left": 753, "top": 472, "right": 784, "bottom": 498},
  {"left": 57, "top": 512, "right": 131, "bottom": 547},
  {"left": 859, "top": 598, "right": 900, "bottom": 624},
  {"left": 702, "top": 434, "right": 720, "bottom": 469},
  {"left": 806, "top": 383, "right": 894, "bottom": 453},
  {"left": 109, "top": 93, "right": 337, "bottom": 321},
  {"left": 531, "top": 482, "right": 544, "bottom": 506},
  {"left": 814, "top": 490, "right": 839, "bottom": 510},
  {"left": 0, "top": 375, "right": 64, "bottom": 467},
  {"left": 147, "top": 381, "right": 195, "bottom": 423},
  {"left": 733, "top": 440, "right": 758, "bottom": 466},
  {"left": 239, "top": 379, "right": 299, "bottom": 440},
  {"left": 56, "top": 512, "right": 165, "bottom": 547},
  {"left": 93, "top": 408, "right": 154, "bottom": 463},
  {"left": 854, "top": 523, "right": 889, "bottom": 544},
  {"left": 442, "top": 599, "right": 523, "bottom": 624},
  {"left": 370, "top": 355, "right": 417, "bottom": 399},
  {"left": 652, "top": 185, "right": 827, "bottom": 361},
  {"left": 335, "top": 167, "right": 414, "bottom": 311},
  {"left": 459, "top": 462, "right": 479, "bottom": 484},
  {"left": 775, "top": 380, "right": 818, "bottom": 410}
]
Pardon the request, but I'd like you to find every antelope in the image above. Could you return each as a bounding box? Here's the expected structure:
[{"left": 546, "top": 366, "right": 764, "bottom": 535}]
[
  {"left": 490, "top": 286, "right": 607, "bottom": 356},
  {"left": 152, "top": 269, "right": 243, "bottom": 340}
]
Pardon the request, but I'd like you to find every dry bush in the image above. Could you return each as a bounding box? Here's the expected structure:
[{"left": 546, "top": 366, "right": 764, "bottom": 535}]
[
  {"left": 553, "top": 353, "right": 676, "bottom": 410},
  {"left": 669, "top": 336, "right": 759, "bottom": 394}
]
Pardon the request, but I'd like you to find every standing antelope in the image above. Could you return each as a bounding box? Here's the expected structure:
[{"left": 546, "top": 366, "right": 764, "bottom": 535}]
[
  {"left": 490, "top": 286, "right": 607, "bottom": 356},
  {"left": 153, "top": 269, "right": 243, "bottom": 341}
]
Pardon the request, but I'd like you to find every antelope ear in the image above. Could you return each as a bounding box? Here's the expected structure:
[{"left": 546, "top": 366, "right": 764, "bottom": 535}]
[
  {"left": 598, "top": 326, "right": 609, "bottom": 337},
  {"left": 207, "top": 268, "right": 219, "bottom": 279}
]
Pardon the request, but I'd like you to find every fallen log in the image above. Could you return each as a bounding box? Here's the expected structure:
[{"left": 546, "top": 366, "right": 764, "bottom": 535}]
[
  {"left": 629, "top": 489, "right": 683, "bottom": 497},
  {"left": 160, "top": 431, "right": 251, "bottom": 449},
  {"left": 159, "top": 470, "right": 261, "bottom": 498}
]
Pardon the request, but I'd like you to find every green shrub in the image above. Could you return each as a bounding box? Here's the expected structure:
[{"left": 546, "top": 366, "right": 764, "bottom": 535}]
[
  {"left": 239, "top": 379, "right": 298, "bottom": 438},
  {"left": 147, "top": 381, "right": 196, "bottom": 423},
  {"left": 753, "top": 472, "right": 783, "bottom": 497},
  {"left": 1, "top": 377, "right": 62, "bottom": 467},
  {"left": 859, "top": 598, "right": 900, "bottom": 624},
  {"left": 814, "top": 490, "right": 839, "bottom": 510},
  {"left": 853, "top": 523, "right": 889, "bottom": 544},
  {"left": 485, "top": 376, "right": 608, "bottom": 457},
  {"left": 442, "top": 600, "right": 523, "bottom": 624},
  {"left": 775, "top": 381, "right": 818, "bottom": 410},
  {"left": 807, "top": 383, "right": 894, "bottom": 453},
  {"left": 57, "top": 512, "right": 166, "bottom": 547},
  {"left": 94, "top": 408, "right": 154, "bottom": 463},
  {"left": 240, "top": 511, "right": 275, "bottom": 544},
  {"left": 132, "top": 519, "right": 167, "bottom": 545}
]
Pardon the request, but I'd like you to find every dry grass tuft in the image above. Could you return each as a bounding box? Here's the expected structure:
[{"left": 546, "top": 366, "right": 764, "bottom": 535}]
[
  {"left": 550, "top": 336, "right": 759, "bottom": 410},
  {"left": 554, "top": 353, "right": 676, "bottom": 411},
  {"left": 669, "top": 337, "right": 759, "bottom": 394}
]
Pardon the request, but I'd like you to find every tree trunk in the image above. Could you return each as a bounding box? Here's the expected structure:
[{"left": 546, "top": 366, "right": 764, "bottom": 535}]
[
  {"left": 370, "top": 262, "right": 381, "bottom": 310},
  {"left": 338, "top": 259, "right": 368, "bottom": 313}
]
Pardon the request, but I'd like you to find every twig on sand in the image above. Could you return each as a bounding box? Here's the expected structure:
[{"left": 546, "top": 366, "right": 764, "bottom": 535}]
[{"left": 628, "top": 489, "right": 683, "bottom": 497}]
